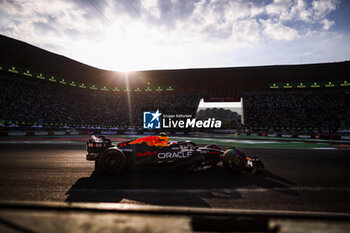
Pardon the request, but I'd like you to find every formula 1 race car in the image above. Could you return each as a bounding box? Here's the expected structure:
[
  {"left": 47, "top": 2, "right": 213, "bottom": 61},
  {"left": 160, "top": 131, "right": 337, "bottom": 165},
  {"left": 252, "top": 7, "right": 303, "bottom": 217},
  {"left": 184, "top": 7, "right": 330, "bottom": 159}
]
[{"left": 86, "top": 134, "right": 264, "bottom": 174}]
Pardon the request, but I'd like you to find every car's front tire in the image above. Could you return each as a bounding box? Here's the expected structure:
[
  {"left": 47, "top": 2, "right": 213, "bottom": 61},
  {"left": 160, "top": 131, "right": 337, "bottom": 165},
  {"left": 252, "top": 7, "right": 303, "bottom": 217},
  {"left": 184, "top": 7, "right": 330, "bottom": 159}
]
[{"left": 97, "top": 148, "right": 126, "bottom": 174}]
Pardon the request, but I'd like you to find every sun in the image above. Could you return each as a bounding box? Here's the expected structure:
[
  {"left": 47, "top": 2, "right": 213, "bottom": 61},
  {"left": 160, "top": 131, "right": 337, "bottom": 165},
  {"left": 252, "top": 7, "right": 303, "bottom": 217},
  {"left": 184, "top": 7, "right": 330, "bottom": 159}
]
[{"left": 70, "top": 22, "right": 171, "bottom": 72}]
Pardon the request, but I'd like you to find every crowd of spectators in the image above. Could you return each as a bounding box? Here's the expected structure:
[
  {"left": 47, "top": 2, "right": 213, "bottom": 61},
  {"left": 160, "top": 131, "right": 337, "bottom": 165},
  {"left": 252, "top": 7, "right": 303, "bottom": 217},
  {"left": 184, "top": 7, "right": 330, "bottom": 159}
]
[
  {"left": 243, "top": 91, "right": 350, "bottom": 131},
  {"left": 0, "top": 76, "right": 200, "bottom": 128},
  {"left": 2, "top": 75, "right": 349, "bottom": 132}
]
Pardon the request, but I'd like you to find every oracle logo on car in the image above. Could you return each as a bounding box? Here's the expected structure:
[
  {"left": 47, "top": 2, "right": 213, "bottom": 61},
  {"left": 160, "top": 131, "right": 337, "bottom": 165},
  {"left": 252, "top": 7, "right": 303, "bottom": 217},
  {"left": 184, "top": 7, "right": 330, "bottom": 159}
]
[{"left": 157, "top": 151, "right": 192, "bottom": 159}]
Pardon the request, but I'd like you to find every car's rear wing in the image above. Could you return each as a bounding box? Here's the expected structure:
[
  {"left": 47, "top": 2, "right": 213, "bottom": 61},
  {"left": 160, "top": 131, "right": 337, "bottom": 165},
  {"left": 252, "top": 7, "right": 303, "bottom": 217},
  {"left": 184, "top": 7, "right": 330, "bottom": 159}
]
[
  {"left": 90, "top": 135, "right": 103, "bottom": 143},
  {"left": 86, "top": 135, "right": 112, "bottom": 154}
]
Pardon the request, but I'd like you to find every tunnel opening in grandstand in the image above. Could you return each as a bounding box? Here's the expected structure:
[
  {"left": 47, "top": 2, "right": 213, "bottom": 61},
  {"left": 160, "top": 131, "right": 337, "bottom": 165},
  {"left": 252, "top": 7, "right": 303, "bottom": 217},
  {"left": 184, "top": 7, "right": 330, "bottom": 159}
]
[{"left": 196, "top": 97, "right": 243, "bottom": 130}]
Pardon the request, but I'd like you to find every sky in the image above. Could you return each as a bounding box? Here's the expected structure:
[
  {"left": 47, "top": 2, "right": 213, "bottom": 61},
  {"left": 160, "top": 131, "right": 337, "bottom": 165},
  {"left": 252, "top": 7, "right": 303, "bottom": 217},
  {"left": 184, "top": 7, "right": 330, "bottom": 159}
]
[{"left": 0, "top": 0, "right": 349, "bottom": 72}]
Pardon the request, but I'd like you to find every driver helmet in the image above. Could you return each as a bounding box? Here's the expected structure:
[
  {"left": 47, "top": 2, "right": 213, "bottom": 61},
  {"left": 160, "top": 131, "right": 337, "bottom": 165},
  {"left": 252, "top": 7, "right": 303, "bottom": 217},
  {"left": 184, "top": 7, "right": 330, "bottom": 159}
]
[{"left": 158, "top": 132, "right": 168, "bottom": 145}]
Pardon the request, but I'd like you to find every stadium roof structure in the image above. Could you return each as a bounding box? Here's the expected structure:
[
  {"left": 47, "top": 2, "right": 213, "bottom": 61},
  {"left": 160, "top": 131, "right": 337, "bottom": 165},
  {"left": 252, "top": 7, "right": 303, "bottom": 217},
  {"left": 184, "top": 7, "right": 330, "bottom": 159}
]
[{"left": 1, "top": 34, "right": 349, "bottom": 96}]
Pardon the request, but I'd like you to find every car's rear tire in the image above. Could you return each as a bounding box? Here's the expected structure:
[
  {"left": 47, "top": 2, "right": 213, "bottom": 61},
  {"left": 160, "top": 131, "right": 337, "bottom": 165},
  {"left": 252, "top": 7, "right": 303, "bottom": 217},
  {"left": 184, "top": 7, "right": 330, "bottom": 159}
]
[
  {"left": 223, "top": 149, "right": 247, "bottom": 172},
  {"left": 97, "top": 149, "right": 126, "bottom": 174}
]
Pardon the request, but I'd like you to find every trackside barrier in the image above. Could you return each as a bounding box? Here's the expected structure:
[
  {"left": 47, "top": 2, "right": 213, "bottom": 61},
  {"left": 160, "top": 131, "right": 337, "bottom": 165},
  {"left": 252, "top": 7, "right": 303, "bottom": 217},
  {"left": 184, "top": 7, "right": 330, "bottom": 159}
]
[
  {"left": 54, "top": 131, "right": 65, "bottom": 135},
  {"left": 298, "top": 135, "right": 312, "bottom": 139},
  {"left": 175, "top": 132, "right": 185, "bottom": 135},
  {"left": 143, "top": 132, "right": 156, "bottom": 135},
  {"left": 26, "top": 131, "right": 35, "bottom": 136},
  {"left": 34, "top": 131, "right": 48, "bottom": 136},
  {"left": 101, "top": 131, "right": 118, "bottom": 135},
  {"left": 8, "top": 131, "right": 26, "bottom": 136},
  {"left": 212, "top": 129, "right": 237, "bottom": 134},
  {"left": 0, "top": 129, "right": 347, "bottom": 141},
  {"left": 124, "top": 131, "right": 137, "bottom": 135},
  {"left": 318, "top": 134, "right": 341, "bottom": 140},
  {"left": 256, "top": 132, "right": 338, "bottom": 140}
]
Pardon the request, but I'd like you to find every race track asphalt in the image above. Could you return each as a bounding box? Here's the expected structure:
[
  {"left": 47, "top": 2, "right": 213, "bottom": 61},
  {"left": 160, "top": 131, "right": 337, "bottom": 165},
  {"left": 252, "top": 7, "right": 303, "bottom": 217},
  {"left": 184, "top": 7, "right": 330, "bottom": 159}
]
[{"left": 0, "top": 143, "right": 349, "bottom": 213}]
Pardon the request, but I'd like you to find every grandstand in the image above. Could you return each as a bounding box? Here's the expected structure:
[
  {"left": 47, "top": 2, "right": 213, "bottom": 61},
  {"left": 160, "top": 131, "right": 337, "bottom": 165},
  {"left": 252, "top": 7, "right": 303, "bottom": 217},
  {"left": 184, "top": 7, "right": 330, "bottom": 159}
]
[
  {"left": 243, "top": 90, "right": 349, "bottom": 132},
  {"left": 0, "top": 35, "right": 350, "bottom": 138},
  {"left": 0, "top": 75, "right": 199, "bottom": 129}
]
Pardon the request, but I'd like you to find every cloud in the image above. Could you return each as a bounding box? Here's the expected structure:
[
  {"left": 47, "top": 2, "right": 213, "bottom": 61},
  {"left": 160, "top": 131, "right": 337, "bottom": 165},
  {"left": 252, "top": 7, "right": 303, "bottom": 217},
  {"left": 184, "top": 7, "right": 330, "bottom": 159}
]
[
  {"left": 202, "top": 23, "right": 233, "bottom": 39},
  {"left": 0, "top": 0, "right": 341, "bottom": 43},
  {"left": 234, "top": 19, "right": 261, "bottom": 43},
  {"left": 0, "top": 0, "right": 346, "bottom": 70},
  {"left": 260, "top": 19, "right": 299, "bottom": 41},
  {"left": 286, "top": 0, "right": 313, "bottom": 22},
  {"left": 154, "top": 0, "right": 196, "bottom": 28},
  {"left": 65, "top": 0, "right": 109, "bottom": 21},
  {"left": 320, "top": 18, "right": 335, "bottom": 30},
  {"left": 33, "top": 21, "right": 60, "bottom": 35},
  {"left": 265, "top": 0, "right": 339, "bottom": 24},
  {"left": 265, "top": 0, "right": 294, "bottom": 17},
  {"left": 111, "top": 0, "right": 142, "bottom": 18},
  {"left": 312, "top": 0, "right": 339, "bottom": 18}
]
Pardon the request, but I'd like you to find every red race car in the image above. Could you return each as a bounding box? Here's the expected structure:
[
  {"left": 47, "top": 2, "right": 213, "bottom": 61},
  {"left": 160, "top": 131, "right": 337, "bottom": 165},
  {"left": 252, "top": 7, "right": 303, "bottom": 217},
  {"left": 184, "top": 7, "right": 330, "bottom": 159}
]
[{"left": 86, "top": 133, "right": 264, "bottom": 174}]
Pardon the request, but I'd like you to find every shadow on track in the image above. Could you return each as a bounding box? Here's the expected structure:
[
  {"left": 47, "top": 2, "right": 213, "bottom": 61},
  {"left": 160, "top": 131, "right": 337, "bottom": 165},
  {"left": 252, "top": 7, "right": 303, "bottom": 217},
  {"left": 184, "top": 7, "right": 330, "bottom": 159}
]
[{"left": 65, "top": 168, "right": 297, "bottom": 207}]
